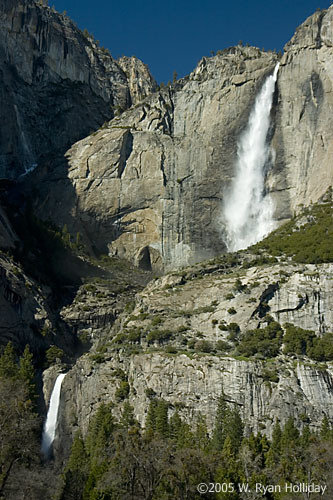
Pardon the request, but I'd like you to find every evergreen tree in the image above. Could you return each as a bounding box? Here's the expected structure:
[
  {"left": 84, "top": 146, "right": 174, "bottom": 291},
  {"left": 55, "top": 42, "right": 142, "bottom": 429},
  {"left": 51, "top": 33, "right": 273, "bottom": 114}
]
[
  {"left": 177, "top": 421, "right": 194, "bottom": 449},
  {"left": 120, "top": 401, "right": 136, "bottom": 429},
  {"left": 225, "top": 406, "right": 244, "bottom": 452},
  {"left": 145, "top": 399, "right": 157, "bottom": 438},
  {"left": 18, "top": 345, "right": 36, "bottom": 402},
  {"left": 281, "top": 417, "right": 299, "bottom": 448},
  {"left": 212, "top": 391, "right": 230, "bottom": 451},
  {"left": 60, "top": 431, "right": 88, "bottom": 500},
  {"left": 155, "top": 400, "right": 169, "bottom": 438},
  {"left": 320, "top": 415, "right": 332, "bottom": 441},
  {"left": 265, "top": 421, "right": 282, "bottom": 469},
  {"left": 195, "top": 413, "right": 210, "bottom": 452},
  {"left": 0, "top": 342, "right": 17, "bottom": 379},
  {"left": 169, "top": 411, "right": 182, "bottom": 441},
  {"left": 215, "top": 436, "right": 242, "bottom": 499},
  {"left": 85, "top": 403, "right": 114, "bottom": 459}
]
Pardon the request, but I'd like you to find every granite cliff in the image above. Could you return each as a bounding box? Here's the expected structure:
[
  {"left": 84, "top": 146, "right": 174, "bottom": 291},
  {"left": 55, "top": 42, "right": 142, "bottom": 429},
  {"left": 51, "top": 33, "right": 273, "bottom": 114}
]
[
  {"left": 22, "top": 7, "right": 333, "bottom": 273},
  {"left": 0, "top": 2, "right": 332, "bottom": 495},
  {"left": 0, "top": 0, "right": 156, "bottom": 178}
]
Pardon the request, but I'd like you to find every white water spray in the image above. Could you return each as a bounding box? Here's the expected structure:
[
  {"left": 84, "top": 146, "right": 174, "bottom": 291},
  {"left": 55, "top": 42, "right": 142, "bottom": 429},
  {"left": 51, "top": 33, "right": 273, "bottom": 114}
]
[
  {"left": 223, "top": 63, "right": 279, "bottom": 251},
  {"left": 41, "top": 373, "right": 66, "bottom": 457}
]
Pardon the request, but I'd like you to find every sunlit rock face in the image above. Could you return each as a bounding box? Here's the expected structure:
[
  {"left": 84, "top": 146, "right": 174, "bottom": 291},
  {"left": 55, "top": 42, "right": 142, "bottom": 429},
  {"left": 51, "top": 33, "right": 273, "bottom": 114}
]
[
  {"left": 271, "top": 7, "right": 333, "bottom": 214},
  {"left": 16, "top": 5, "right": 333, "bottom": 272},
  {"left": 32, "top": 47, "right": 279, "bottom": 271},
  {"left": 0, "top": 0, "right": 156, "bottom": 178}
]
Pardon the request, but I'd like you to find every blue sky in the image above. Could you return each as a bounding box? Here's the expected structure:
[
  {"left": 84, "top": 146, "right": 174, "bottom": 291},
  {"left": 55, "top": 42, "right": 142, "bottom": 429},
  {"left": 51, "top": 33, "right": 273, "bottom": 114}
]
[{"left": 52, "top": 0, "right": 332, "bottom": 83}]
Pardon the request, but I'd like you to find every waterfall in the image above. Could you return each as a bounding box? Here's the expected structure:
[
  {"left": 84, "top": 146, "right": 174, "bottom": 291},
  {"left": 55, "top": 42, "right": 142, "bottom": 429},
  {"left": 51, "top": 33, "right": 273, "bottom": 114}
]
[
  {"left": 41, "top": 373, "right": 66, "bottom": 457},
  {"left": 223, "top": 63, "right": 279, "bottom": 251}
]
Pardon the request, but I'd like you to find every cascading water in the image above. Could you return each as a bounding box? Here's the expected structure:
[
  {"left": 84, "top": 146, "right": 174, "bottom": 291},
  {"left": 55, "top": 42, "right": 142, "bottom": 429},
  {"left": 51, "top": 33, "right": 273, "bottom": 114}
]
[
  {"left": 41, "top": 373, "right": 66, "bottom": 457},
  {"left": 223, "top": 63, "right": 279, "bottom": 251}
]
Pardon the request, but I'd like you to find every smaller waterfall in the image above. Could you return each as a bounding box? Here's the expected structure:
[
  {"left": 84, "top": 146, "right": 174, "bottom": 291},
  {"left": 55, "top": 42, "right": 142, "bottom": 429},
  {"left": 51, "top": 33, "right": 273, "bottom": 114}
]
[
  {"left": 41, "top": 373, "right": 66, "bottom": 457},
  {"left": 223, "top": 63, "right": 279, "bottom": 251}
]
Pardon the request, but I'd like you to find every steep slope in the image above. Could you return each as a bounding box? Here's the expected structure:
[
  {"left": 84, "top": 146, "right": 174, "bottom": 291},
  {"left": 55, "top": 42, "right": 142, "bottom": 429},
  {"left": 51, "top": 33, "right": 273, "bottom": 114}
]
[
  {"left": 28, "top": 7, "right": 333, "bottom": 272},
  {"left": 0, "top": 0, "right": 156, "bottom": 178},
  {"left": 51, "top": 201, "right": 333, "bottom": 460},
  {"left": 31, "top": 47, "right": 278, "bottom": 271}
]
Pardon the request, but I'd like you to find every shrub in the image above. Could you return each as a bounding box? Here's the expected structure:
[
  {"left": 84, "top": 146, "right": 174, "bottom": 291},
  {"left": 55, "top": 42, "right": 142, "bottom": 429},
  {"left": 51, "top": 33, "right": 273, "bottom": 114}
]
[
  {"left": 228, "top": 322, "right": 240, "bottom": 334},
  {"left": 187, "top": 339, "right": 196, "bottom": 349},
  {"left": 147, "top": 329, "right": 173, "bottom": 344},
  {"left": 165, "top": 345, "right": 178, "bottom": 354},
  {"left": 283, "top": 323, "right": 333, "bottom": 361},
  {"left": 237, "top": 321, "right": 283, "bottom": 358},
  {"left": 45, "top": 346, "right": 64, "bottom": 365},
  {"left": 227, "top": 307, "right": 237, "bottom": 315},
  {"left": 215, "top": 340, "right": 230, "bottom": 352},
  {"left": 127, "top": 329, "right": 142, "bottom": 343},
  {"left": 252, "top": 201, "right": 333, "bottom": 263},
  {"left": 115, "top": 381, "right": 130, "bottom": 401},
  {"left": 195, "top": 340, "right": 213, "bottom": 353},
  {"left": 145, "top": 387, "right": 156, "bottom": 399}
]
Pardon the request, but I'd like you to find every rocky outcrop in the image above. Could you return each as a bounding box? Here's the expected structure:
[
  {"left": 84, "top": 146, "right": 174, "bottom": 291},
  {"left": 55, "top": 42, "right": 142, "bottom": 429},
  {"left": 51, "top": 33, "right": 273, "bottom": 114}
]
[
  {"left": 118, "top": 56, "right": 158, "bottom": 104},
  {"left": 0, "top": 251, "right": 55, "bottom": 351},
  {"left": 0, "top": 0, "right": 156, "bottom": 178}
]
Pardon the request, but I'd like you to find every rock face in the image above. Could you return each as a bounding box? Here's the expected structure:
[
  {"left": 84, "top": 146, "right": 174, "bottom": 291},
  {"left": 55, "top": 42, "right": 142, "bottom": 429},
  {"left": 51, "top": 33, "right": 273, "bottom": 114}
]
[
  {"left": 30, "top": 7, "right": 333, "bottom": 272},
  {"left": 33, "top": 47, "right": 279, "bottom": 271},
  {"left": 272, "top": 8, "right": 333, "bottom": 213},
  {"left": 57, "top": 353, "right": 333, "bottom": 444},
  {"left": 0, "top": 0, "right": 156, "bottom": 178},
  {"left": 53, "top": 259, "right": 333, "bottom": 459},
  {"left": 0, "top": 251, "right": 55, "bottom": 351}
]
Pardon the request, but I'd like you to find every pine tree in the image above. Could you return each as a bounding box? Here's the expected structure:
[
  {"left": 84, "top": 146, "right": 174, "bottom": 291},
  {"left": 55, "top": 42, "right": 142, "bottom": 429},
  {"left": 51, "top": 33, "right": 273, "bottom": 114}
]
[
  {"left": 120, "top": 401, "right": 136, "bottom": 429},
  {"left": 265, "top": 421, "right": 282, "bottom": 469},
  {"left": 215, "top": 436, "right": 242, "bottom": 499},
  {"left": 18, "top": 345, "right": 36, "bottom": 401},
  {"left": 281, "top": 417, "right": 299, "bottom": 448},
  {"left": 195, "top": 413, "right": 210, "bottom": 452},
  {"left": 85, "top": 403, "right": 114, "bottom": 458},
  {"left": 225, "top": 406, "right": 244, "bottom": 452},
  {"left": 177, "top": 421, "right": 194, "bottom": 449},
  {"left": 320, "top": 415, "right": 332, "bottom": 441},
  {"left": 145, "top": 399, "right": 157, "bottom": 438},
  {"left": 0, "top": 342, "right": 17, "bottom": 379},
  {"left": 66, "top": 430, "right": 87, "bottom": 471},
  {"left": 155, "top": 400, "right": 169, "bottom": 438},
  {"left": 169, "top": 411, "right": 182, "bottom": 441},
  {"left": 212, "top": 391, "right": 230, "bottom": 451}
]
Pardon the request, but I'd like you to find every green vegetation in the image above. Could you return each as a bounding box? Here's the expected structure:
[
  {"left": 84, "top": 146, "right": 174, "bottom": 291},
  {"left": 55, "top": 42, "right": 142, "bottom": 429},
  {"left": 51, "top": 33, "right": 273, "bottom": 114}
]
[
  {"left": 45, "top": 345, "right": 65, "bottom": 365},
  {"left": 283, "top": 323, "right": 333, "bottom": 361},
  {"left": 237, "top": 319, "right": 283, "bottom": 358},
  {"left": 146, "top": 329, "right": 173, "bottom": 344},
  {"left": 115, "top": 381, "right": 130, "bottom": 401},
  {"left": 0, "top": 343, "right": 39, "bottom": 495},
  {"left": 252, "top": 201, "right": 333, "bottom": 263},
  {"left": 58, "top": 395, "right": 333, "bottom": 500}
]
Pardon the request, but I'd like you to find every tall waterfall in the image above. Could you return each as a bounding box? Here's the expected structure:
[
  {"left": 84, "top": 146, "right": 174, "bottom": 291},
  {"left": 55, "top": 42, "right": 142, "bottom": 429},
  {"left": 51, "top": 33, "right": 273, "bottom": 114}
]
[
  {"left": 223, "top": 63, "right": 279, "bottom": 251},
  {"left": 41, "top": 373, "right": 66, "bottom": 457}
]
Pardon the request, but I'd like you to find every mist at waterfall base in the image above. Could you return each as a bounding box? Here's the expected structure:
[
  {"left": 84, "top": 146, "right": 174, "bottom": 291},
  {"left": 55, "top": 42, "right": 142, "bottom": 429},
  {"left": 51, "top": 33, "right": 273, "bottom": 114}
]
[
  {"left": 223, "top": 64, "right": 279, "bottom": 252},
  {"left": 41, "top": 373, "right": 66, "bottom": 458}
]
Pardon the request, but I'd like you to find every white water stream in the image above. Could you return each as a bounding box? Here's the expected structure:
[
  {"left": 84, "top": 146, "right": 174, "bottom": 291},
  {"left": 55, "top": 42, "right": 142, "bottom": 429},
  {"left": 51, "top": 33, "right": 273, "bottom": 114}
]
[
  {"left": 223, "top": 63, "right": 279, "bottom": 251},
  {"left": 41, "top": 373, "right": 66, "bottom": 457}
]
